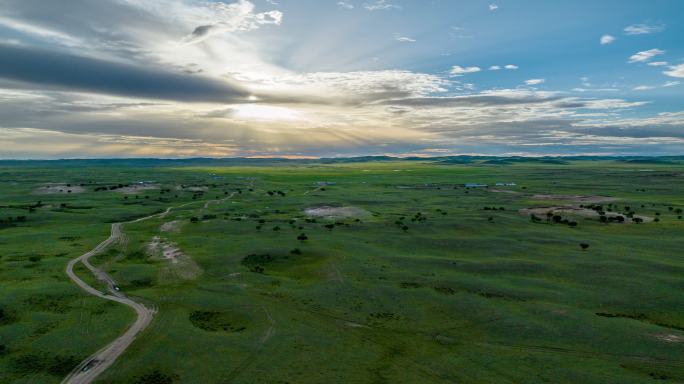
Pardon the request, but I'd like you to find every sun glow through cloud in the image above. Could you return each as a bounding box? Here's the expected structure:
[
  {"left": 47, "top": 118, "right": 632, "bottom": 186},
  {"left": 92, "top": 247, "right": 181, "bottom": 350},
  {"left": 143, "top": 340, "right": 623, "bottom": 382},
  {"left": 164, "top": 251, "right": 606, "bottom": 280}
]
[
  {"left": 0, "top": 0, "right": 683, "bottom": 158},
  {"left": 231, "top": 104, "right": 303, "bottom": 121}
]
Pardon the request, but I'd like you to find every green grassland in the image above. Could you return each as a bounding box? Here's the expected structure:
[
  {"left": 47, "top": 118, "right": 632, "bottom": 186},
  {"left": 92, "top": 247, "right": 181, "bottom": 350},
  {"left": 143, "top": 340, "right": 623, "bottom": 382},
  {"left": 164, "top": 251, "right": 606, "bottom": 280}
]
[{"left": 1, "top": 158, "right": 684, "bottom": 383}]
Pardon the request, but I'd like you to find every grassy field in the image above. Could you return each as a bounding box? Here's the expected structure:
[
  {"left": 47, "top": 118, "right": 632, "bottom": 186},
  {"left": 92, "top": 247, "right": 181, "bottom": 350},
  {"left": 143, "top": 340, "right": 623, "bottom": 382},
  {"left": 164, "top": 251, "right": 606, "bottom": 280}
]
[{"left": 1, "top": 158, "right": 684, "bottom": 383}]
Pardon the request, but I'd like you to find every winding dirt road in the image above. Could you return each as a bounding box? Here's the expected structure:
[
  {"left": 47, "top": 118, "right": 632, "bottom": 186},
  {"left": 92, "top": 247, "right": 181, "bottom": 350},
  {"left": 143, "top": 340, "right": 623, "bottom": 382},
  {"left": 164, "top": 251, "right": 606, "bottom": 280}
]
[
  {"left": 63, "top": 223, "right": 157, "bottom": 384},
  {"left": 62, "top": 193, "right": 235, "bottom": 384}
]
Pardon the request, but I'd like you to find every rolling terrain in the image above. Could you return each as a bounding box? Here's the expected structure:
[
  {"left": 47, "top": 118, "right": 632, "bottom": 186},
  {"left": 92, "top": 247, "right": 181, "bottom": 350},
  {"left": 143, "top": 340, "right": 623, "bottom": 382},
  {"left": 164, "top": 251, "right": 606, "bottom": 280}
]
[{"left": 1, "top": 158, "right": 683, "bottom": 383}]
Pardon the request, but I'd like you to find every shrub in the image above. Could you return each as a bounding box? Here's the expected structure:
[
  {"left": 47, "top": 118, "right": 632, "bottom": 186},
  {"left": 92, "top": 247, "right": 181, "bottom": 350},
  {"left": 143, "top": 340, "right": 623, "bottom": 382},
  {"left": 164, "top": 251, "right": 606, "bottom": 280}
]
[
  {"left": 133, "top": 369, "right": 177, "bottom": 384},
  {"left": 10, "top": 353, "right": 80, "bottom": 377}
]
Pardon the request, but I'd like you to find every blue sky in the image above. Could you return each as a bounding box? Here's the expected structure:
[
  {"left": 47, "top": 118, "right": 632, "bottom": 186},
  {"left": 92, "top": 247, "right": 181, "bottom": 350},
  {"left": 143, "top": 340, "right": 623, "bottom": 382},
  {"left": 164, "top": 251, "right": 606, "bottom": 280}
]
[{"left": 0, "top": 0, "right": 683, "bottom": 158}]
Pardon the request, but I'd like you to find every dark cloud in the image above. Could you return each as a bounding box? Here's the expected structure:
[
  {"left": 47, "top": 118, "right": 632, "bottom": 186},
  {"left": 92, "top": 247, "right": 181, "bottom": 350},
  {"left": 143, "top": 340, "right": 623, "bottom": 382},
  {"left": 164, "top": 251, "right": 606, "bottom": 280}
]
[
  {"left": 0, "top": 44, "right": 249, "bottom": 102},
  {"left": 380, "top": 94, "right": 561, "bottom": 107},
  {"left": 186, "top": 25, "right": 216, "bottom": 42}
]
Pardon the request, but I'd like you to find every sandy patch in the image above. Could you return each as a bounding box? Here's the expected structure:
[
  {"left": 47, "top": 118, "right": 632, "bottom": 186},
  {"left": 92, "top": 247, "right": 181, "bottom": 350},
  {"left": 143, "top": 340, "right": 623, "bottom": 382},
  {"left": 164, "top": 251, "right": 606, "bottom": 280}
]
[
  {"left": 34, "top": 184, "right": 85, "bottom": 195},
  {"left": 531, "top": 194, "right": 619, "bottom": 203},
  {"left": 304, "top": 206, "right": 371, "bottom": 219},
  {"left": 148, "top": 236, "right": 201, "bottom": 280},
  {"left": 519, "top": 206, "right": 652, "bottom": 223},
  {"left": 160, "top": 220, "right": 182, "bottom": 233},
  {"left": 117, "top": 184, "right": 159, "bottom": 194}
]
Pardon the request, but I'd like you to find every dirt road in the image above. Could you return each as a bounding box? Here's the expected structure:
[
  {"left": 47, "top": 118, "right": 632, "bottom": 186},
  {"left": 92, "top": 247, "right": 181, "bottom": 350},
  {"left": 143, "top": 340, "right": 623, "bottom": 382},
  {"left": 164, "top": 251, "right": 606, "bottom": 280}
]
[
  {"left": 62, "top": 222, "right": 156, "bottom": 384},
  {"left": 63, "top": 194, "right": 235, "bottom": 384}
]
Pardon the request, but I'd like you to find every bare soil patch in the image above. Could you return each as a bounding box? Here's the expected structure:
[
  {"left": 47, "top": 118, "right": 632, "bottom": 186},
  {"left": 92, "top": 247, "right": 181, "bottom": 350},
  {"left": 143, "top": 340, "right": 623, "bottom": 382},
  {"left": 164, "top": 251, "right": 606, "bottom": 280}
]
[
  {"left": 117, "top": 184, "right": 159, "bottom": 194},
  {"left": 34, "top": 184, "right": 85, "bottom": 195},
  {"left": 304, "top": 206, "right": 371, "bottom": 219},
  {"left": 176, "top": 185, "right": 208, "bottom": 192},
  {"left": 148, "top": 236, "right": 201, "bottom": 281},
  {"left": 160, "top": 220, "right": 182, "bottom": 233},
  {"left": 519, "top": 206, "right": 652, "bottom": 223},
  {"left": 489, "top": 189, "right": 521, "bottom": 194},
  {"left": 531, "top": 194, "right": 619, "bottom": 203},
  {"left": 655, "top": 334, "right": 684, "bottom": 343}
]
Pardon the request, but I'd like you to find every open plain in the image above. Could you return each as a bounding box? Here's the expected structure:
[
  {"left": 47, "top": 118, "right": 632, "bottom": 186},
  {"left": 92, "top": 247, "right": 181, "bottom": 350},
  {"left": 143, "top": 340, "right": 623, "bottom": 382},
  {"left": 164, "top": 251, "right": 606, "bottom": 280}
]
[{"left": 1, "top": 157, "right": 683, "bottom": 383}]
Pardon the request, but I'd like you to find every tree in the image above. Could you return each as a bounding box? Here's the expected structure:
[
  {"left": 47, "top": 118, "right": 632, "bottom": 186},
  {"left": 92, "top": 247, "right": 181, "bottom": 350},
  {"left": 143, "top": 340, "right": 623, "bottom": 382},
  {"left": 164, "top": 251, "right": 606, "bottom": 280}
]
[
  {"left": 297, "top": 233, "right": 308, "bottom": 241},
  {"left": 580, "top": 243, "right": 590, "bottom": 250}
]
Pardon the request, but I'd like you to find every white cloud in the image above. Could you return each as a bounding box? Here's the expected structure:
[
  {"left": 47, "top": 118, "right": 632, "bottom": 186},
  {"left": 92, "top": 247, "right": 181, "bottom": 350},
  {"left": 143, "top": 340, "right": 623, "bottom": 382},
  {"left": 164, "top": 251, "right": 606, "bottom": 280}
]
[
  {"left": 450, "top": 66, "right": 481, "bottom": 75},
  {"left": 363, "top": 0, "right": 400, "bottom": 11},
  {"left": 489, "top": 4, "right": 499, "bottom": 11},
  {"left": 182, "top": 0, "right": 283, "bottom": 44},
  {"left": 600, "top": 35, "right": 615, "bottom": 45},
  {"left": 572, "top": 88, "right": 619, "bottom": 93},
  {"left": 628, "top": 48, "right": 665, "bottom": 63},
  {"left": 394, "top": 34, "right": 416, "bottom": 43},
  {"left": 633, "top": 85, "right": 655, "bottom": 91},
  {"left": 664, "top": 64, "right": 684, "bottom": 78},
  {"left": 525, "top": 79, "right": 545, "bottom": 85},
  {"left": 337, "top": 1, "right": 354, "bottom": 9},
  {"left": 490, "top": 64, "right": 517, "bottom": 71},
  {"left": 647, "top": 61, "right": 668, "bottom": 67},
  {"left": 624, "top": 23, "right": 665, "bottom": 35},
  {"left": 663, "top": 81, "right": 680, "bottom": 87},
  {"left": 449, "top": 25, "right": 473, "bottom": 39}
]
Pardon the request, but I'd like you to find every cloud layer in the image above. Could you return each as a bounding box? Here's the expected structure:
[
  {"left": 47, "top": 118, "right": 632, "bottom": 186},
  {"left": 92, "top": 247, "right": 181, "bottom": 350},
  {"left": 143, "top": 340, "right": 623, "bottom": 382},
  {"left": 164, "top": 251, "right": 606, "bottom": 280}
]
[{"left": 0, "top": 0, "right": 682, "bottom": 158}]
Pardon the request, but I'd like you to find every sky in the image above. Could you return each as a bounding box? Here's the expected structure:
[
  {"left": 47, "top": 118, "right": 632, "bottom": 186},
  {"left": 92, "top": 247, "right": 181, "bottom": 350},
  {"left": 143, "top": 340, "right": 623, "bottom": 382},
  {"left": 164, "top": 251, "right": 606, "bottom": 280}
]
[{"left": 0, "top": 0, "right": 683, "bottom": 159}]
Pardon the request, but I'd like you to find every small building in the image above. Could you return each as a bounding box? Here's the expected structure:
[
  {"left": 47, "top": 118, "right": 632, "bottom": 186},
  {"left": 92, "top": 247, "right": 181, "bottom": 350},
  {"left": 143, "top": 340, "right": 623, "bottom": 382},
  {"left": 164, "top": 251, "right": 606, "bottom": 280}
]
[
  {"left": 464, "top": 183, "right": 488, "bottom": 188},
  {"left": 495, "top": 182, "right": 516, "bottom": 186},
  {"left": 315, "top": 181, "right": 337, "bottom": 186}
]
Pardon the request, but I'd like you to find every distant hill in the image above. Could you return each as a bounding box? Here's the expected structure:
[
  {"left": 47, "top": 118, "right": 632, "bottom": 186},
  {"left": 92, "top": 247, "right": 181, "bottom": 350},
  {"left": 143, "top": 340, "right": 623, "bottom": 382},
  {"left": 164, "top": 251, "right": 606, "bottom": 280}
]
[{"left": 1, "top": 155, "right": 683, "bottom": 167}]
